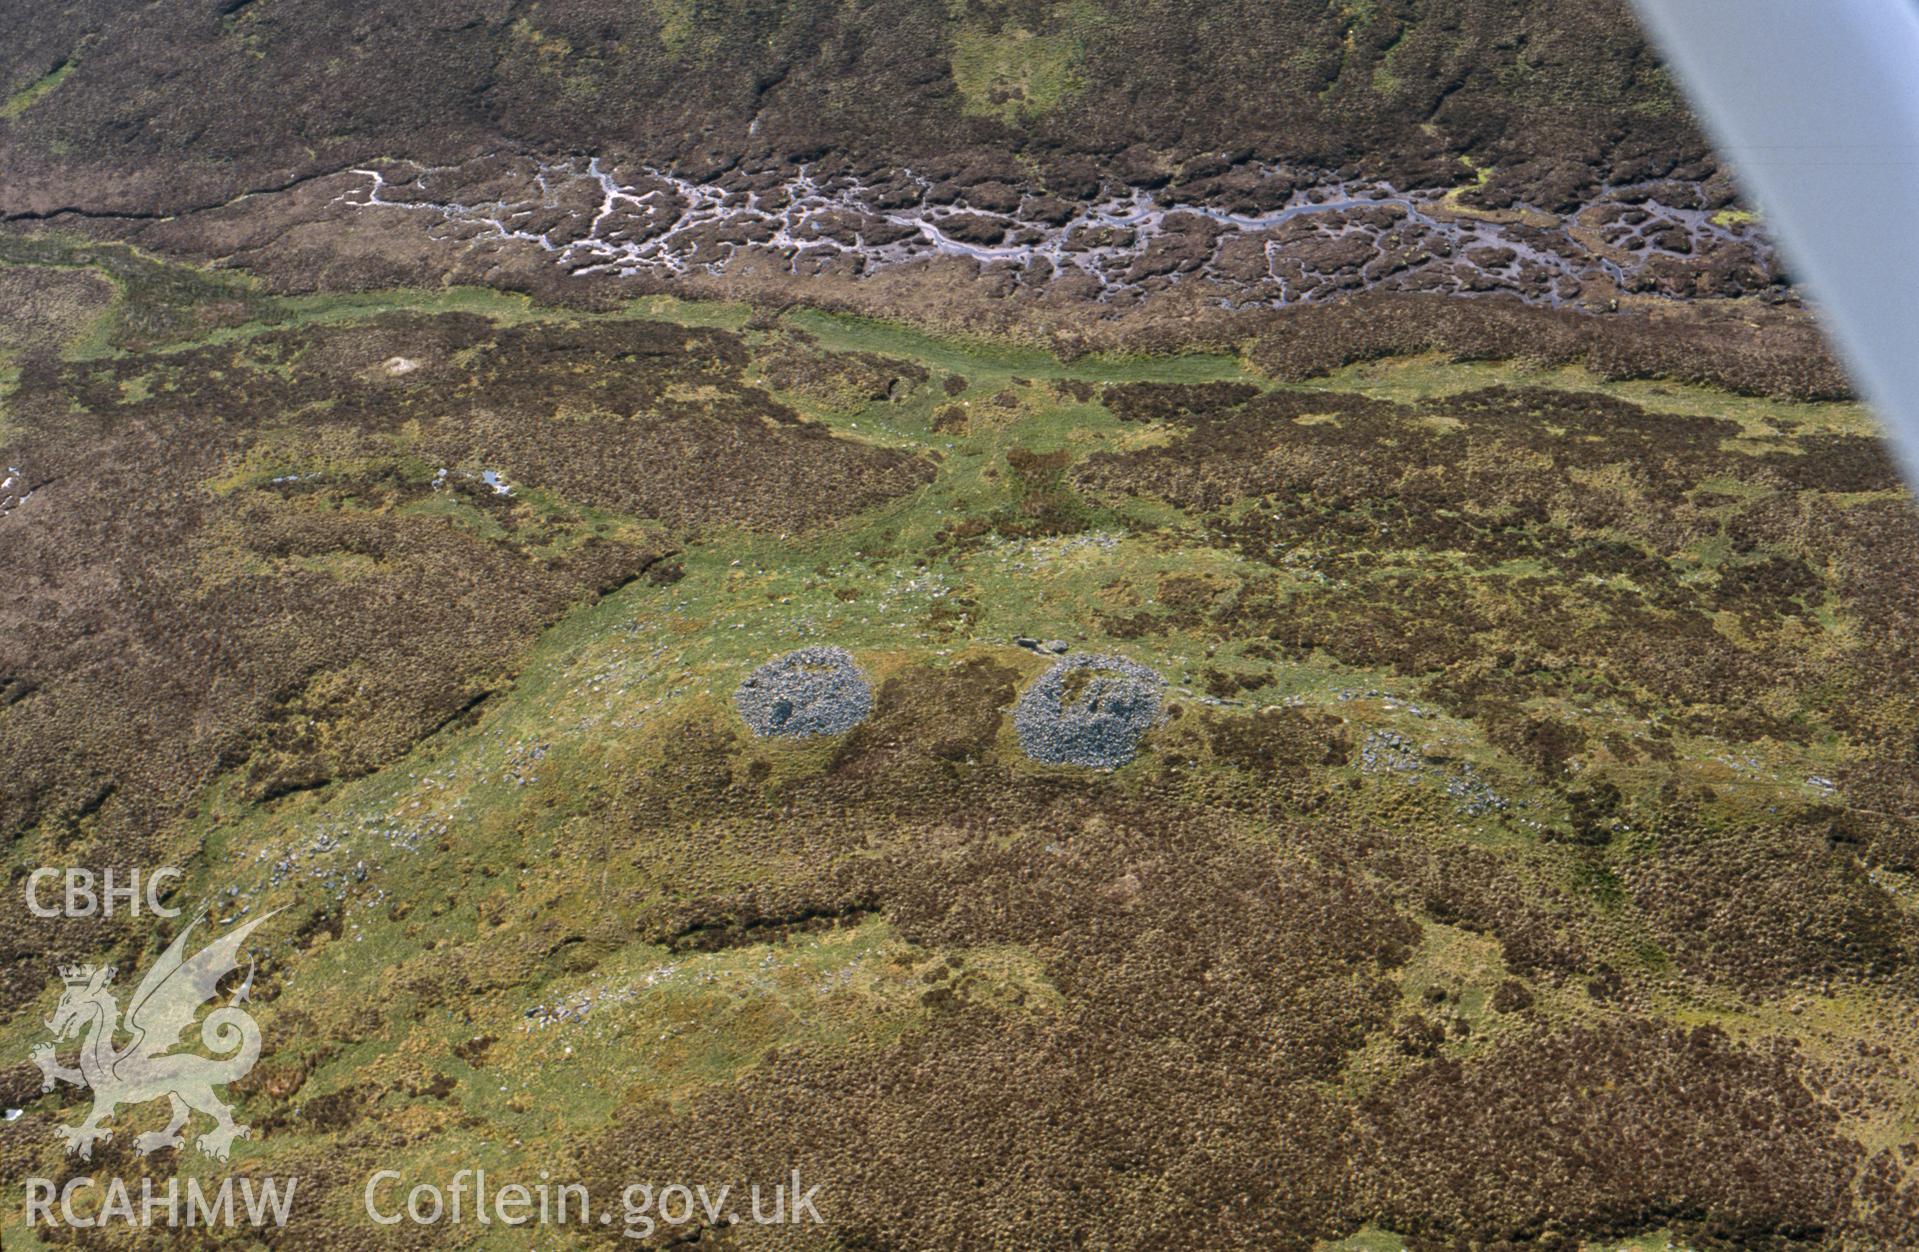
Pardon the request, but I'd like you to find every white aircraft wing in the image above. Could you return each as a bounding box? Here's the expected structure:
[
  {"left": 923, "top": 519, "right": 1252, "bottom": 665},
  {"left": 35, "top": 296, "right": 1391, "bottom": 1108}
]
[{"left": 1630, "top": 0, "right": 1919, "bottom": 488}]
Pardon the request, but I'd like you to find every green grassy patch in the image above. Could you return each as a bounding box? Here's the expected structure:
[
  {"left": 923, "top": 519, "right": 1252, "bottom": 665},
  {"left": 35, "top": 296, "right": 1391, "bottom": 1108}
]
[
  {"left": 951, "top": 22, "right": 1085, "bottom": 125},
  {"left": 1, "top": 58, "right": 76, "bottom": 119}
]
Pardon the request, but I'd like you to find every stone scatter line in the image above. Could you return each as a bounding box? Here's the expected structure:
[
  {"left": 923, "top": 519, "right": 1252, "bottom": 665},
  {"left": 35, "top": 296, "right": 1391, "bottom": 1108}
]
[{"left": 341, "top": 155, "right": 1779, "bottom": 309}]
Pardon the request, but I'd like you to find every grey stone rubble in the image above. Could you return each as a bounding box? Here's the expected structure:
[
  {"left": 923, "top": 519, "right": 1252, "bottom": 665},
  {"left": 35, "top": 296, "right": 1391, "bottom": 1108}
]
[
  {"left": 735, "top": 646, "right": 874, "bottom": 738},
  {"left": 1015, "top": 653, "right": 1166, "bottom": 768},
  {"left": 1360, "top": 728, "right": 1425, "bottom": 775},
  {"left": 0, "top": 465, "right": 29, "bottom": 517},
  {"left": 425, "top": 466, "right": 515, "bottom": 496},
  {"left": 525, "top": 996, "right": 597, "bottom": 1028},
  {"left": 1443, "top": 763, "right": 1512, "bottom": 817},
  {"left": 1361, "top": 729, "right": 1514, "bottom": 817}
]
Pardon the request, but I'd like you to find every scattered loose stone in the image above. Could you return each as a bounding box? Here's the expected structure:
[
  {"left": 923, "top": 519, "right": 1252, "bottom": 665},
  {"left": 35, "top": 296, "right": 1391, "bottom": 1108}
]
[
  {"left": 1015, "top": 653, "right": 1165, "bottom": 768},
  {"left": 0, "top": 466, "right": 28, "bottom": 517},
  {"left": 1360, "top": 729, "right": 1423, "bottom": 776},
  {"left": 735, "top": 647, "right": 873, "bottom": 738},
  {"left": 1362, "top": 729, "right": 1513, "bottom": 816}
]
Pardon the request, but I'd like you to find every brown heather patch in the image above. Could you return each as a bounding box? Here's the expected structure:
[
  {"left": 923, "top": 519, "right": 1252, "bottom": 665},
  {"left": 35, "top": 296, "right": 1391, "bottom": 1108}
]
[
  {"left": 1617, "top": 809, "right": 1914, "bottom": 991},
  {"left": 0, "top": 1, "right": 1710, "bottom": 225},
  {"left": 1202, "top": 706, "right": 1353, "bottom": 774},
  {"left": 595, "top": 783, "right": 1414, "bottom": 1248},
  {"left": 578, "top": 660, "right": 1880, "bottom": 1248},
  {"left": 1359, "top": 1019, "right": 1862, "bottom": 1249},
  {"left": 1102, "top": 380, "right": 1262, "bottom": 425},
  {"left": 1075, "top": 382, "right": 1915, "bottom": 751},
  {"left": 754, "top": 329, "right": 931, "bottom": 414},
  {"left": 1367, "top": 841, "right": 1597, "bottom": 983},
  {"left": 1246, "top": 295, "right": 1851, "bottom": 402},
  {"left": 0, "top": 264, "right": 114, "bottom": 357}
]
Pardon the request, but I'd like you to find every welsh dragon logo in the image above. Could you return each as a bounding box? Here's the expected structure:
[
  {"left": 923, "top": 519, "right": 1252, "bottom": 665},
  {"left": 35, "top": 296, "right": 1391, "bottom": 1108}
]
[{"left": 31, "top": 911, "right": 278, "bottom": 1162}]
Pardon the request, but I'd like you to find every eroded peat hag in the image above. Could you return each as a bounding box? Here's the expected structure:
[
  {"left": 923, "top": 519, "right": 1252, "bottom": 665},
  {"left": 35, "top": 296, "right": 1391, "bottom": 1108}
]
[{"left": 343, "top": 155, "right": 1781, "bottom": 311}]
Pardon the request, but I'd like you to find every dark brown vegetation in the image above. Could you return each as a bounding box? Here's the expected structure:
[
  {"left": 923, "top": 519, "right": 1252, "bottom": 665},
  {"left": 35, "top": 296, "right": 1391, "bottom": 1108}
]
[
  {"left": 1077, "top": 379, "right": 1904, "bottom": 750},
  {"left": 581, "top": 652, "right": 1911, "bottom": 1248},
  {"left": 1361, "top": 1021, "right": 1861, "bottom": 1247},
  {"left": 1070, "top": 374, "right": 1919, "bottom": 1014},
  {"left": 0, "top": 4, "right": 1912, "bottom": 1246},
  {"left": 1246, "top": 294, "right": 1851, "bottom": 402},
  {"left": 1, "top": 1, "right": 1701, "bottom": 220},
  {"left": 755, "top": 330, "right": 931, "bottom": 413}
]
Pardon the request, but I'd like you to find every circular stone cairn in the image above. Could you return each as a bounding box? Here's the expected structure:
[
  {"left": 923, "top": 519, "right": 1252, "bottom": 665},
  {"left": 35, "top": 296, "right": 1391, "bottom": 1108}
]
[
  {"left": 734, "top": 646, "right": 873, "bottom": 738},
  {"left": 1014, "top": 653, "right": 1165, "bottom": 768}
]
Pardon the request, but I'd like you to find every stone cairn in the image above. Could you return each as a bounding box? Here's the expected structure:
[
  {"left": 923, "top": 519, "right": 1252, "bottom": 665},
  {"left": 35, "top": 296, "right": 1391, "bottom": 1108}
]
[
  {"left": 1014, "top": 653, "right": 1164, "bottom": 768},
  {"left": 734, "top": 646, "right": 873, "bottom": 738}
]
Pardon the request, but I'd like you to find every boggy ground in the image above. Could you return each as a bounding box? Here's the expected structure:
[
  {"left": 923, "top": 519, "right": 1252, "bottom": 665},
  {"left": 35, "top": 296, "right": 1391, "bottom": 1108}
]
[
  {"left": 1, "top": 237, "right": 1917, "bottom": 1250},
  {"left": 325, "top": 155, "right": 1778, "bottom": 312}
]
